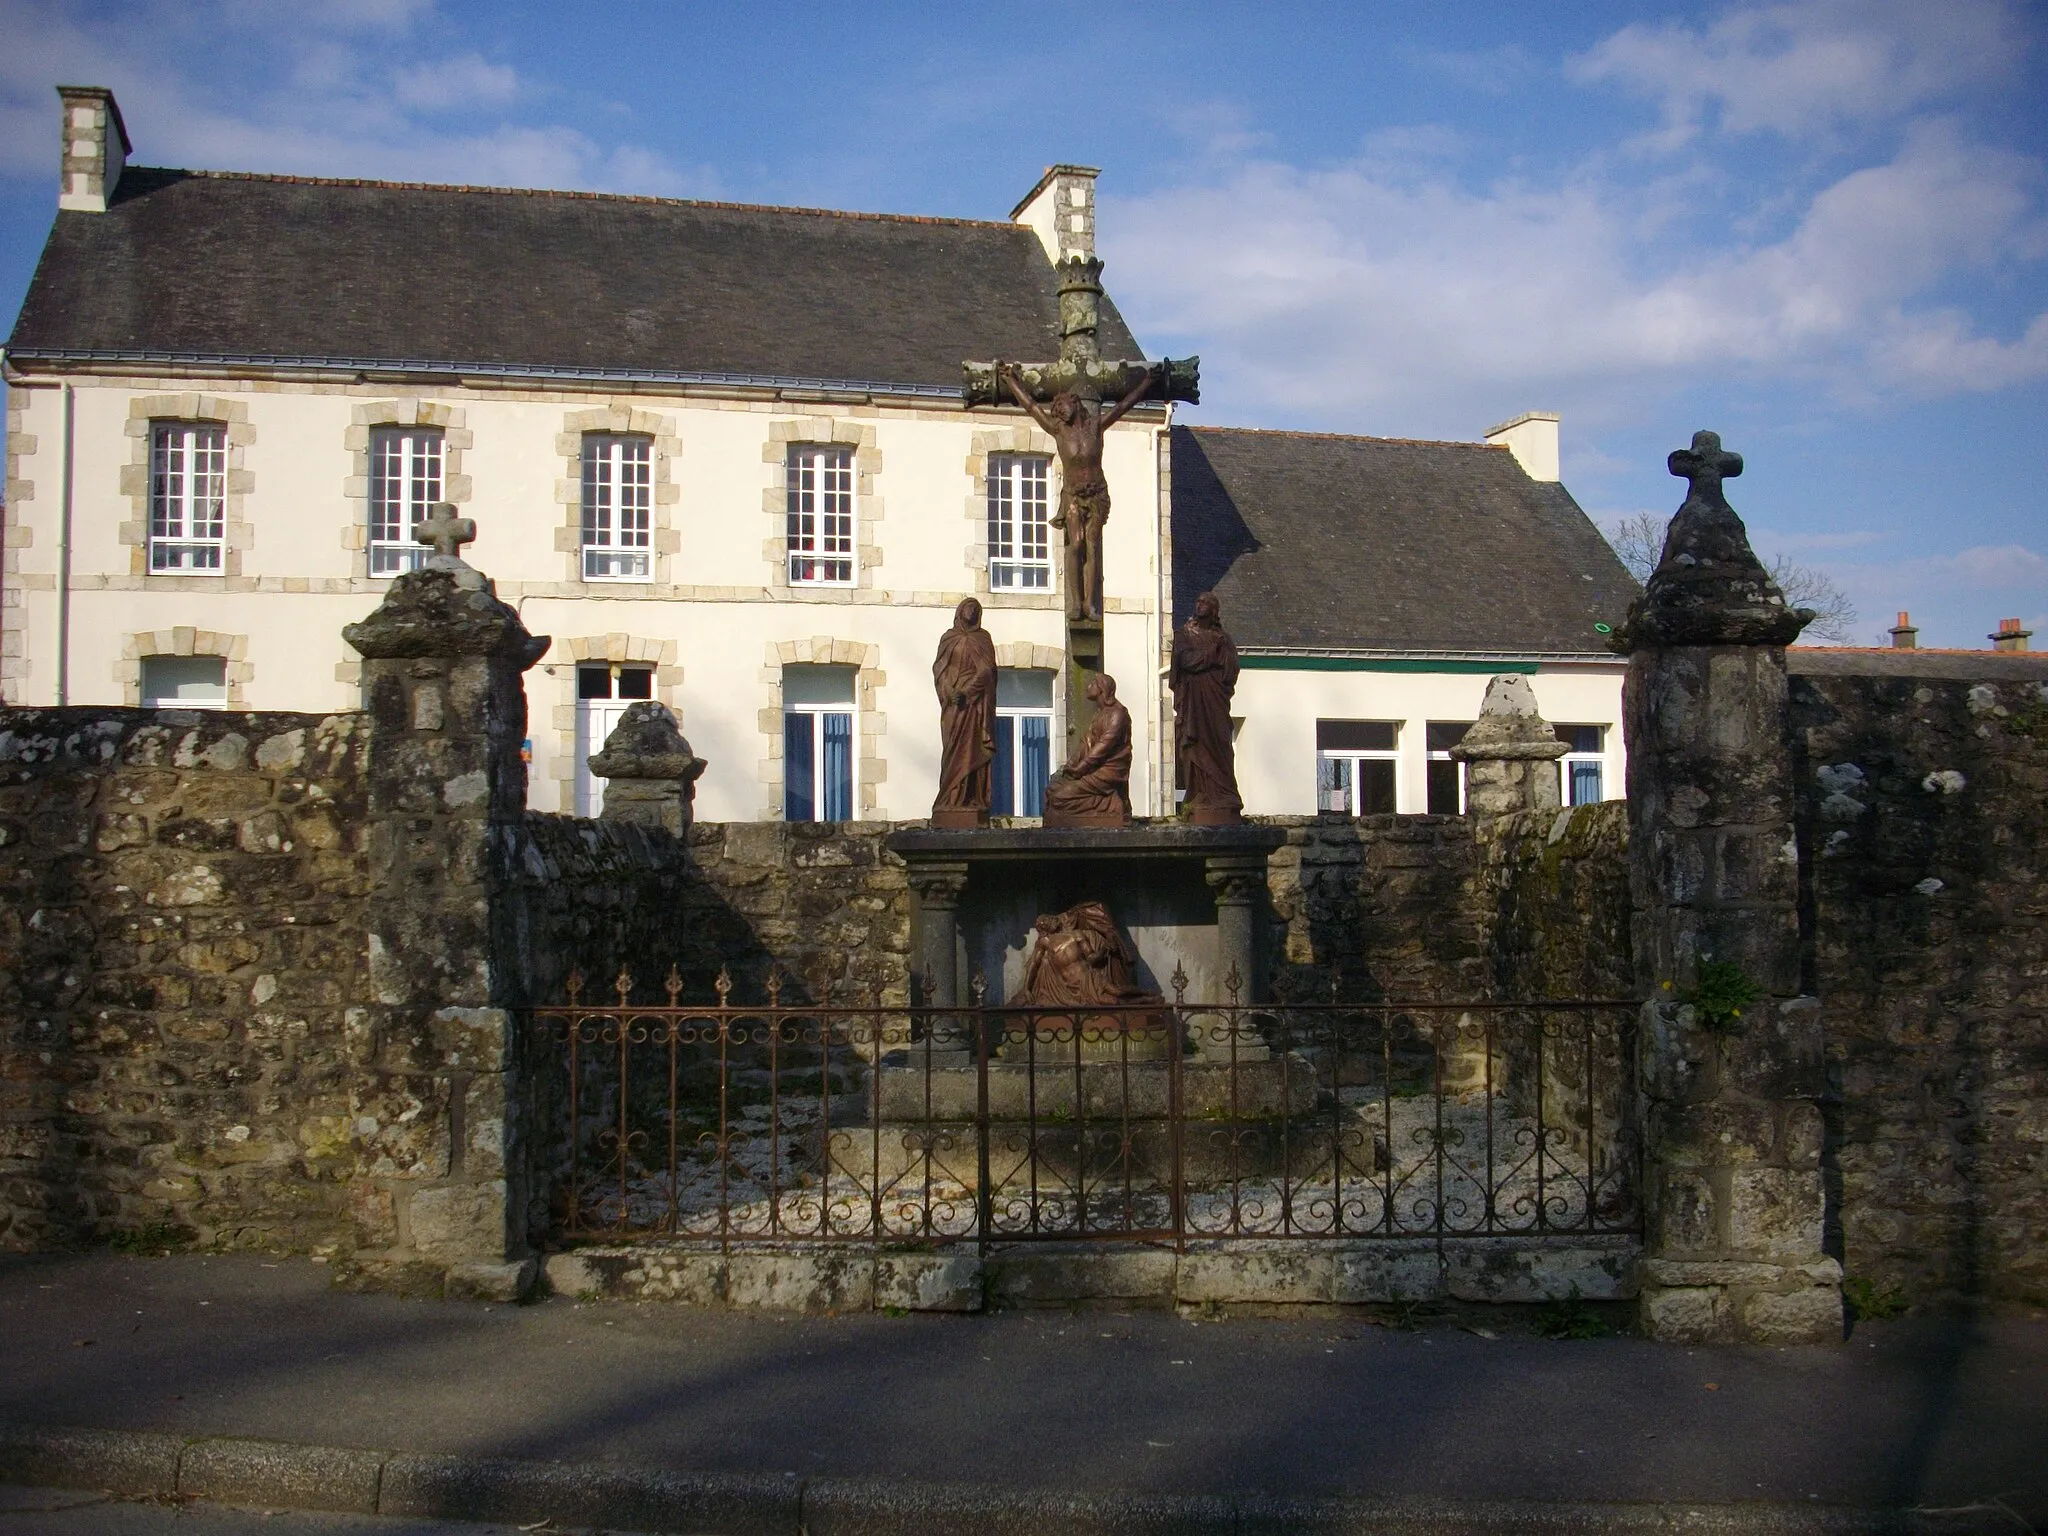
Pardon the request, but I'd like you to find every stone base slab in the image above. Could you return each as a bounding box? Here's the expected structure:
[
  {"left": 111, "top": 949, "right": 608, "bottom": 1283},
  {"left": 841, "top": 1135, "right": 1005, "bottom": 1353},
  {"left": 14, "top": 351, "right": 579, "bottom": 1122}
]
[{"left": 545, "top": 1236, "right": 1640, "bottom": 1313}]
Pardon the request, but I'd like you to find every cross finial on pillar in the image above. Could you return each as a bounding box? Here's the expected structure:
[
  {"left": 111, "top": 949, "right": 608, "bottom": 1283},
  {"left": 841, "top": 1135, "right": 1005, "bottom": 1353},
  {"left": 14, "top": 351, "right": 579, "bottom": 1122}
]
[
  {"left": 1668, "top": 430, "right": 1743, "bottom": 507},
  {"left": 416, "top": 502, "right": 477, "bottom": 562}
]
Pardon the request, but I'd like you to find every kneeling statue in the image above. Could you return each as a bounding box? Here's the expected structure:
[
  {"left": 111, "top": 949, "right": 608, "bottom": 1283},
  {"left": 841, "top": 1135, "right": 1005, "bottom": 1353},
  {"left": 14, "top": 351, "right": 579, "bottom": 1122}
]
[{"left": 1042, "top": 673, "right": 1131, "bottom": 828}]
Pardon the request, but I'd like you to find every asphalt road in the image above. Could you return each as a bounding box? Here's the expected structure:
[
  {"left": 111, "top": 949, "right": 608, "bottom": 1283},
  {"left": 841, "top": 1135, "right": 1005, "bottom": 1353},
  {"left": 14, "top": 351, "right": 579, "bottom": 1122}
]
[{"left": 1, "top": 1253, "right": 2041, "bottom": 1522}]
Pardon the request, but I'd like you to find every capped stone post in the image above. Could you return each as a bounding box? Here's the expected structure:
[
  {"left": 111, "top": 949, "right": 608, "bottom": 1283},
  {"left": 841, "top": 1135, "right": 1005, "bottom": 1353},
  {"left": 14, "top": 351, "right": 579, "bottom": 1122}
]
[
  {"left": 1613, "top": 434, "right": 1840, "bottom": 1345},
  {"left": 588, "top": 701, "right": 705, "bottom": 837},
  {"left": 340, "top": 505, "right": 550, "bottom": 1301},
  {"left": 1449, "top": 674, "right": 1567, "bottom": 818}
]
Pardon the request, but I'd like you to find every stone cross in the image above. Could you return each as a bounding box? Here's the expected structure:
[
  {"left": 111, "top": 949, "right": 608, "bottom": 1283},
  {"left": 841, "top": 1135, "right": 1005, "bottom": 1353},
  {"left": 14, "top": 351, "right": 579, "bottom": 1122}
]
[
  {"left": 415, "top": 502, "right": 477, "bottom": 562},
  {"left": 1667, "top": 431, "right": 1743, "bottom": 507}
]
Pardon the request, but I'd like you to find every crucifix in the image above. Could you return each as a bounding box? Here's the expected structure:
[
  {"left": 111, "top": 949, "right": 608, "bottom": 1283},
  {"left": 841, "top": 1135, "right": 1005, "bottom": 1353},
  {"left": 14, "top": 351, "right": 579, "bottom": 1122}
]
[{"left": 964, "top": 256, "right": 1199, "bottom": 752}]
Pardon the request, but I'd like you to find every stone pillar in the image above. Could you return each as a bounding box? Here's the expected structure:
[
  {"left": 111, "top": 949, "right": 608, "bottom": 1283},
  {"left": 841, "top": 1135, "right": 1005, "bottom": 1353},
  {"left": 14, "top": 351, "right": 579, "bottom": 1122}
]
[
  {"left": 587, "top": 701, "right": 705, "bottom": 836},
  {"left": 1617, "top": 432, "right": 1840, "bottom": 1345},
  {"left": 907, "top": 862, "right": 970, "bottom": 1053},
  {"left": 1200, "top": 855, "right": 1270, "bottom": 1062},
  {"left": 340, "top": 533, "right": 549, "bottom": 1301},
  {"left": 1450, "top": 674, "right": 1567, "bottom": 817}
]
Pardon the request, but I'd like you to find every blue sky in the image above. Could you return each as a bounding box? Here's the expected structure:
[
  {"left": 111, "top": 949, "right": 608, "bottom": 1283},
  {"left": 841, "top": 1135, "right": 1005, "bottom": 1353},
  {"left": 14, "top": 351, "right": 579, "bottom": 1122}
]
[{"left": 3, "top": 0, "right": 2043, "bottom": 648}]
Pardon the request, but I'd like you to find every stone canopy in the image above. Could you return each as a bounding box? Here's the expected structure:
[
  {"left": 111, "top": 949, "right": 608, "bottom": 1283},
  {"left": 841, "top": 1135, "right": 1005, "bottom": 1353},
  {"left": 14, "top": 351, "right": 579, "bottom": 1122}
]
[
  {"left": 588, "top": 701, "right": 706, "bottom": 785},
  {"left": 342, "top": 567, "right": 550, "bottom": 668}
]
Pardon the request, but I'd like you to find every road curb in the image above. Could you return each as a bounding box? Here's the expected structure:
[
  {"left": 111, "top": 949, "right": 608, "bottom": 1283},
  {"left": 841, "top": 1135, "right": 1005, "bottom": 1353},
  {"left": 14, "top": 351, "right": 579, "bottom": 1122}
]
[{"left": 0, "top": 1421, "right": 1999, "bottom": 1534}]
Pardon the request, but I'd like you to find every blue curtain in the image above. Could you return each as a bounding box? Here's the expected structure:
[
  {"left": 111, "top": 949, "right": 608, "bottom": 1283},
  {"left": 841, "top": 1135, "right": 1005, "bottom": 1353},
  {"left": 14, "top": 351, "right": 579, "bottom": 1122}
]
[
  {"left": 1570, "top": 760, "right": 1603, "bottom": 807},
  {"left": 991, "top": 716, "right": 1016, "bottom": 816},
  {"left": 784, "top": 711, "right": 814, "bottom": 821},
  {"left": 1020, "top": 716, "right": 1050, "bottom": 816},
  {"left": 821, "top": 711, "right": 853, "bottom": 821}
]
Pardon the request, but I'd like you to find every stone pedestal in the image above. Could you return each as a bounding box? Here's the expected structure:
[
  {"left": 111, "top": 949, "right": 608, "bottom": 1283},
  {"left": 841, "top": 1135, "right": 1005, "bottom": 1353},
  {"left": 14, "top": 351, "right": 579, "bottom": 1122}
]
[
  {"left": 1618, "top": 432, "right": 1839, "bottom": 1344},
  {"left": 1450, "top": 674, "right": 1566, "bottom": 818},
  {"left": 341, "top": 557, "right": 549, "bottom": 1299},
  {"left": 587, "top": 700, "right": 705, "bottom": 837}
]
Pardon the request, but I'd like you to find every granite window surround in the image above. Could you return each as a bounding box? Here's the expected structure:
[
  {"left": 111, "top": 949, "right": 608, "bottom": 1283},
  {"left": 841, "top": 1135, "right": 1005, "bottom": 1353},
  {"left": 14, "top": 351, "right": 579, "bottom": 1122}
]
[
  {"left": 757, "top": 636, "right": 885, "bottom": 820},
  {"left": 762, "top": 416, "right": 881, "bottom": 598},
  {"left": 553, "top": 406, "right": 680, "bottom": 588},
  {"left": 4, "top": 392, "right": 35, "bottom": 686},
  {"left": 965, "top": 424, "right": 1061, "bottom": 606},
  {"left": 342, "top": 400, "right": 471, "bottom": 582},
  {"left": 119, "top": 394, "right": 254, "bottom": 583},
  {"left": 118, "top": 626, "right": 251, "bottom": 707},
  {"left": 541, "top": 633, "right": 683, "bottom": 804}
]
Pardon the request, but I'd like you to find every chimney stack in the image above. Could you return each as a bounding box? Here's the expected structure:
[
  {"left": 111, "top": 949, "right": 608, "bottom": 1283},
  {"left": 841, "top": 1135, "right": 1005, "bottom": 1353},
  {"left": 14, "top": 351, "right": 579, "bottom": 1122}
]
[
  {"left": 1012, "top": 164, "right": 1099, "bottom": 266},
  {"left": 1990, "top": 618, "right": 2033, "bottom": 653},
  {"left": 1484, "top": 411, "right": 1561, "bottom": 483},
  {"left": 1888, "top": 611, "right": 1918, "bottom": 649},
  {"left": 57, "top": 86, "right": 128, "bottom": 214}
]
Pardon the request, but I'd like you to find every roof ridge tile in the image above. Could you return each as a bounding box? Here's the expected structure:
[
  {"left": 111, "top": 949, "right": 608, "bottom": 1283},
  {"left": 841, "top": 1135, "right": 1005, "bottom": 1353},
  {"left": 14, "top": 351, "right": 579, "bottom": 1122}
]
[{"left": 1185, "top": 424, "right": 1505, "bottom": 452}]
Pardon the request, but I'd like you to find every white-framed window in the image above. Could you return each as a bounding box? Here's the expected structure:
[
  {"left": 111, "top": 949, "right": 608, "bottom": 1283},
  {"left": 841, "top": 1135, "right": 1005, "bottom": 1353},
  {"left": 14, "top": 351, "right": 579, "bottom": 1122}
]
[
  {"left": 992, "top": 668, "right": 1055, "bottom": 817},
  {"left": 581, "top": 434, "right": 653, "bottom": 582},
  {"left": 1426, "top": 722, "right": 1473, "bottom": 814},
  {"left": 786, "top": 445, "right": 854, "bottom": 585},
  {"left": 1558, "top": 723, "right": 1607, "bottom": 806},
  {"left": 368, "top": 427, "right": 443, "bottom": 576},
  {"left": 783, "top": 664, "right": 856, "bottom": 821},
  {"left": 148, "top": 422, "right": 226, "bottom": 573},
  {"left": 1316, "top": 720, "right": 1398, "bottom": 815},
  {"left": 987, "top": 453, "right": 1052, "bottom": 591},
  {"left": 574, "top": 663, "right": 655, "bottom": 816},
  {"left": 140, "top": 654, "right": 227, "bottom": 709}
]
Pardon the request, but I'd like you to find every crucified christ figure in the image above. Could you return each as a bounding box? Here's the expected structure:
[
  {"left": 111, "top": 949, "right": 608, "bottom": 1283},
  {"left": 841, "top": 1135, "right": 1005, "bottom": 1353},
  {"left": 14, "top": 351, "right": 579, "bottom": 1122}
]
[{"left": 998, "top": 367, "right": 1158, "bottom": 622}]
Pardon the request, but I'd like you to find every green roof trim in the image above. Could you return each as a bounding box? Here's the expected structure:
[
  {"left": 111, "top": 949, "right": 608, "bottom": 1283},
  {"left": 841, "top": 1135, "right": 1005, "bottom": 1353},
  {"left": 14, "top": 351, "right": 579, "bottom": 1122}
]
[{"left": 1238, "top": 656, "right": 1543, "bottom": 674}]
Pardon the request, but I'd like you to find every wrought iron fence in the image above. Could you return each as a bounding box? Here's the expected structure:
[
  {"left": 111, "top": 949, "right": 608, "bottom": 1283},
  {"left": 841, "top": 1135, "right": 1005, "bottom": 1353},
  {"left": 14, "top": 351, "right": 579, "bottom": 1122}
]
[{"left": 535, "top": 969, "right": 1639, "bottom": 1250}]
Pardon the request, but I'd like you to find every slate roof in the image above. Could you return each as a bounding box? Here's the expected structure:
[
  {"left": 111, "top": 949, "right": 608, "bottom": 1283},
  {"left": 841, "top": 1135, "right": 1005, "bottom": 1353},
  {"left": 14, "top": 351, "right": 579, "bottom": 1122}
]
[
  {"left": 6, "top": 169, "right": 1144, "bottom": 391},
  {"left": 1172, "top": 426, "right": 1638, "bottom": 655}
]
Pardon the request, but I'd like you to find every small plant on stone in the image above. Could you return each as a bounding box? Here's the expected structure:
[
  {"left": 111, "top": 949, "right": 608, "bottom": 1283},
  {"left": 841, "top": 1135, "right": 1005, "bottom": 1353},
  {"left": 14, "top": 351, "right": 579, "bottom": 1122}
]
[
  {"left": 1532, "top": 1288, "right": 1608, "bottom": 1340},
  {"left": 106, "top": 1221, "right": 185, "bottom": 1256},
  {"left": 1681, "top": 961, "right": 1763, "bottom": 1033},
  {"left": 1843, "top": 1276, "right": 1907, "bottom": 1321}
]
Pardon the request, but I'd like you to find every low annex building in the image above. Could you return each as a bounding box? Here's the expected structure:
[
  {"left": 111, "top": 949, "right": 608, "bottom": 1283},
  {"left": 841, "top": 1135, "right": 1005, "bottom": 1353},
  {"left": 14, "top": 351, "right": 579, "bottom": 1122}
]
[{"left": 1171, "top": 419, "right": 1635, "bottom": 816}]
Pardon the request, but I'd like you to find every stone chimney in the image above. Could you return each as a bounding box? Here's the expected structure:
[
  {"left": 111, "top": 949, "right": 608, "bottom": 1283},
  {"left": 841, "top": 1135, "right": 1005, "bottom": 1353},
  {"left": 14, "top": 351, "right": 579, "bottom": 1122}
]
[
  {"left": 1484, "top": 411, "right": 1560, "bottom": 483},
  {"left": 1990, "top": 617, "right": 2033, "bottom": 653},
  {"left": 1012, "top": 164, "right": 1099, "bottom": 266},
  {"left": 56, "top": 86, "right": 129, "bottom": 214},
  {"left": 1888, "top": 611, "right": 1918, "bottom": 649}
]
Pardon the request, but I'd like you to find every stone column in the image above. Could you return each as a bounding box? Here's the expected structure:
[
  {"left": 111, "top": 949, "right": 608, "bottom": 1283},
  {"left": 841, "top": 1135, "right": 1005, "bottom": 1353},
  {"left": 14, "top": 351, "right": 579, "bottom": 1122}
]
[
  {"left": 1617, "top": 432, "right": 1840, "bottom": 1345},
  {"left": 1200, "top": 855, "right": 1270, "bottom": 1062},
  {"left": 340, "top": 531, "right": 549, "bottom": 1301},
  {"left": 1450, "top": 674, "right": 1567, "bottom": 817},
  {"left": 907, "top": 861, "right": 971, "bottom": 1053},
  {"left": 587, "top": 701, "right": 705, "bottom": 836}
]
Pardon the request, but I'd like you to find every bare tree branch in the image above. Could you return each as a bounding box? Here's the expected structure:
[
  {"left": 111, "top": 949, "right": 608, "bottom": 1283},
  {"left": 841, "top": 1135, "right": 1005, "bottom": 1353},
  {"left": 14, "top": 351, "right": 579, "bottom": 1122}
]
[{"left": 1600, "top": 513, "right": 1862, "bottom": 645}]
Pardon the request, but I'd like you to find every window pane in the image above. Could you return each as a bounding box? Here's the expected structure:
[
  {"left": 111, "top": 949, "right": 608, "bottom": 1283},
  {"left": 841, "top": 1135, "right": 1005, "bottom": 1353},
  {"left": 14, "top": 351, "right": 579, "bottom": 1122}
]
[
  {"left": 784, "top": 711, "right": 815, "bottom": 821},
  {"left": 577, "top": 666, "right": 614, "bottom": 700},
  {"left": 1317, "top": 720, "right": 1396, "bottom": 752},
  {"left": 788, "top": 445, "right": 854, "bottom": 583},
  {"left": 991, "top": 715, "right": 1016, "bottom": 817},
  {"left": 368, "top": 428, "right": 439, "bottom": 576},
  {"left": 1426, "top": 758, "right": 1464, "bottom": 814},
  {"left": 821, "top": 712, "right": 854, "bottom": 821},
  {"left": 616, "top": 668, "right": 653, "bottom": 700},
  {"left": 149, "top": 422, "right": 227, "bottom": 573},
  {"left": 1570, "top": 760, "right": 1604, "bottom": 805},
  {"left": 581, "top": 435, "right": 652, "bottom": 580},
  {"left": 996, "top": 669, "right": 1055, "bottom": 709},
  {"left": 783, "top": 664, "right": 856, "bottom": 707},
  {"left": 1359, "top": 759, "right": 1397, "bottom": 815},
  {"left": 1317, "top": 754, "right": 1354, "bottom": 813},
  {"left": 140, "top": 655, "right": 227, "bottom": 707},
  {"left": 1426, "top": 722, "right": 1472, "bottom": 754},
  {"left": 987, "top": 454, "right": 1051, "bottom": 590},
  {"left": 1555, "top": 724, "right": 1604, "bottom": 755},
  {"left": 1020, "top": 715, "right": 1051, "bottom": 816}
]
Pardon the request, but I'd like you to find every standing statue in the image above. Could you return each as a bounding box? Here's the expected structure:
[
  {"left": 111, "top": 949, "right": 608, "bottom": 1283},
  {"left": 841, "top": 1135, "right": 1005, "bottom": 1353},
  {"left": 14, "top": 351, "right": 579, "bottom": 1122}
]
[
  {"left": 998, "top": 370, "right": 1158, "bottom": 622},
  {"left": 1169, "top": 591, "right": 1243, "bottom": 825},
  {"left": 1041, "top": 672, "right": 1131, "bottom": 828},
  {"left": 931, "top": 597, "right": 998, "bottom": 828}
]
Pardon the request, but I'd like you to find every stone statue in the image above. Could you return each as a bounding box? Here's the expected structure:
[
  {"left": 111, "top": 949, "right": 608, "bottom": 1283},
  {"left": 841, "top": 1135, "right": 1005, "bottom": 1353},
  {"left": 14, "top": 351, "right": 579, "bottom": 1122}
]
[
  {"left": 997, "top": 369, "right": 1158, "bottom": 622},
  {"left": 1006, "top": 900, "right": 1171, "bottom": 1055},
  {"left": 931, "top": 596, "right": 998, "bottom": 829},
  {"left": 588, "top": 700, "right": 706, "bottom": 837},
  {"left": 1042, "top": 672, "right": 1131, "bottom": 827},
  {"left": 1169, "top": 591, "right": 1243, "bottom": 825}
]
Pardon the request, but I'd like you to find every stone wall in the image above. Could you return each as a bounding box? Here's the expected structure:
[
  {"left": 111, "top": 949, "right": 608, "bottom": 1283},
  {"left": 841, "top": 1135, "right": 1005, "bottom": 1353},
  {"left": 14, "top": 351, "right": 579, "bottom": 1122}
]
[
  {"left": 1472, "top": 801, "right": 1633, "bottom": 1001},
  {"left": 0, "top": 707, "right": 371, "bottom": 1253},
  {"left": 1793, "top": 661, "right": 2048, "bottom": 1306}
]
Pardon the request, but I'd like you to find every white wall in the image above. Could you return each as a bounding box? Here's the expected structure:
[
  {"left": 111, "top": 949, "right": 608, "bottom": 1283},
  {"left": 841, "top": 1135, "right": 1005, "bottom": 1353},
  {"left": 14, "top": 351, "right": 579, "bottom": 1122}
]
[{"left": 1231, "top": 662, "right": 1627, "bottom": 815}]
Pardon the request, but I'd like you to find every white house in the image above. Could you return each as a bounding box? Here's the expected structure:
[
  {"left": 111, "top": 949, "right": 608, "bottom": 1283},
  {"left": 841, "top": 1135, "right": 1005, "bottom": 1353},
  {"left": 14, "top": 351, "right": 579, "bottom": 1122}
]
[{"left": 4, "top": 86, "right": 1631, "bottom": 823}]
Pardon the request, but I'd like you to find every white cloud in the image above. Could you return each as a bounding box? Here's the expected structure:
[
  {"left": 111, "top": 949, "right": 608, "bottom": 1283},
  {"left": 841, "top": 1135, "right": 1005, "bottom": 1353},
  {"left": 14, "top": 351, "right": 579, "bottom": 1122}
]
[
  {"left": 394, "top": 54, "right": 517, "bottom": 112},
  {"left": 1569, "top": 0, "right": 2021, "bottom": 145}
]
